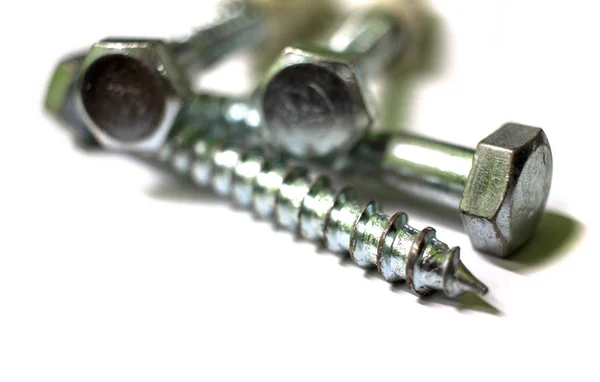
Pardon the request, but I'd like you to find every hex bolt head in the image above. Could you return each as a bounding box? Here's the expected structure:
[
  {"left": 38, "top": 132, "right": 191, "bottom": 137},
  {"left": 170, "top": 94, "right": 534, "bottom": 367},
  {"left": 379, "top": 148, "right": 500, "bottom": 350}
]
[
  {"left": 44, "top": 53, "right": 98, "bottom": 146},
  {"left": 76, "top": 40, "right": 191, "bottom": 152},
  {"left": 256, "top": 3, "right": 425, "bottom": 161},
  {"left": 460, "top": 123, "right": 553, "bottom": 257},
  {"left": 257, "top": 46, "right": 373, "bottom": 159}
]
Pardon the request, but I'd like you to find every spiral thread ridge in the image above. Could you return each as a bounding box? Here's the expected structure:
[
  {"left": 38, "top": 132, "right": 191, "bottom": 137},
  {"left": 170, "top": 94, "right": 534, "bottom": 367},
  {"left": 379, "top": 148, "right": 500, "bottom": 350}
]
[{"left": 157, "top": 129, "right": 488, "bottom": 299}]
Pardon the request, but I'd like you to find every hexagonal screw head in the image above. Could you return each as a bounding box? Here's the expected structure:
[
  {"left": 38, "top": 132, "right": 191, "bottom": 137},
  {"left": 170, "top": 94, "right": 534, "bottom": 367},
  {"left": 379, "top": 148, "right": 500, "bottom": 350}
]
[
  {"left": 76, "top": 40, "right": 191, "bottom": 152},
  {"left": 460, "top": 123, "right": 553, "bottom": 257},
  {"left": 44, "top": 53, "right": 98, "bottom": 146},
  {"left": 256, "top": 46, "right": 374, "bottom": 159}
]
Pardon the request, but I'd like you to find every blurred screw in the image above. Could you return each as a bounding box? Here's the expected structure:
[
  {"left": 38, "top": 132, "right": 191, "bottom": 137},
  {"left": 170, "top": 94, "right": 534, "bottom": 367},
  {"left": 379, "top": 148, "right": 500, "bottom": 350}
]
[
  {"left": 157, "top": 124, "right": 489, "bottom": 299},
  {"left": 256, "top": 2, "right": 422, "bottom": 159},
  {"left": 52, "top": 0, "right": 334, "bottom": 152}
]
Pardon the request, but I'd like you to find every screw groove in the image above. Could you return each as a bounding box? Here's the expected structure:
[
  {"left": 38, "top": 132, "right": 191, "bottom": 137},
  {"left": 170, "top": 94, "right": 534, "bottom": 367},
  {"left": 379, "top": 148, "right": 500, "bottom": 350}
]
[{"left": 158, "top": 130, "right": 488, "bottom": 299}]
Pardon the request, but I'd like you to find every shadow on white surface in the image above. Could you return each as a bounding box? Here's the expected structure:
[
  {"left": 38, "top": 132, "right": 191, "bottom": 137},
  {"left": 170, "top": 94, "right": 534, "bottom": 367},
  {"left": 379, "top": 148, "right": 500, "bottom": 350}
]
[
  {"left": 145, "top": 169, "right": 224, "bottom": 204},
  {"left": 485, "top": 211, "right": 584, "bottom": 274}
]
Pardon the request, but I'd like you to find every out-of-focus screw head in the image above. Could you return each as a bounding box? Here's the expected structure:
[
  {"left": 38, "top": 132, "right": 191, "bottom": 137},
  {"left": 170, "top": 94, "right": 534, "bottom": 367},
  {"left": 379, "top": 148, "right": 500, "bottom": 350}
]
[
  {"left": 76, "top": 39, "right": 191, "bottom": 152},
  {"left": 45, "top": 53, "right": 98, "bottom": 146},
  {"left": 256, "top": 46, "right": 374, "bottom": 159},
  {"left": 460, "top": 123, "right": 553, "bottom": 257}
]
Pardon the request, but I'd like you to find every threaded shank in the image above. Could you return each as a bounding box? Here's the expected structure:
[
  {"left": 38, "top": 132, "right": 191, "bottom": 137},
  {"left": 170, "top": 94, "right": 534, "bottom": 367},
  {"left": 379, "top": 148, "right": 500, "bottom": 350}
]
[{"left": 157, "top": 130, "right": 488, "bottom": 298}]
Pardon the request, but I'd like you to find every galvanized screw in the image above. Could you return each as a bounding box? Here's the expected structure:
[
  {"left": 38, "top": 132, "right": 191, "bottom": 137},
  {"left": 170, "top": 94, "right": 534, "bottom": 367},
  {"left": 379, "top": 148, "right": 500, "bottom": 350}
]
[
  {"left": 163, "top": 89, "right": 554, "bottom": 259},
  {"left": 157, "top": 124, "right": 489, "bottom": 299},
  {"left": 354, "top": 125, "right": 553, "bottom": 258},
  {"left": 67, "top": 0, "right": 333, "bottom": 152},
  {"left": 256, "top": 3, "right": 421, "bottom": 159},
  {"left": 254, "top": 3, "right": 553, "bottom": 258}
]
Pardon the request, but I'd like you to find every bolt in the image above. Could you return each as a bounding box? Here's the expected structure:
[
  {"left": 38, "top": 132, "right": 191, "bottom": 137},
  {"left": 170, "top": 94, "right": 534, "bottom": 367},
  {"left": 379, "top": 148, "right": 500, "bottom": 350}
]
[
  {"left": 70, "top": 0, "right": 333, "bottom": 152},
  {"left": 256, "top": 2, "right": 423, "bottom": 159},
  {"left": 156, "top": 124, "right": 489, "bottom": 299},
  {"left": 353, "top": 123, "right": 553, "bottom": 258}
]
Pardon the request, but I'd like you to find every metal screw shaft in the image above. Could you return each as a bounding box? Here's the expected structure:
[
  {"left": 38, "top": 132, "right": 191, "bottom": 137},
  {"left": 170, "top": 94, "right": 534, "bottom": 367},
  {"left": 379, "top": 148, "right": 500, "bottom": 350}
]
[
  {"left": 171, "top": 93, "right": 553, "bottom": 259},
  {"left": 169, "top": 0, "right": 266, "bottom": 75},
  {"left": 326, "top": 6, "right": 406, "bottom": 75},
  {"left": 156, "top": 125, "right": 489, "bottom": 299}
]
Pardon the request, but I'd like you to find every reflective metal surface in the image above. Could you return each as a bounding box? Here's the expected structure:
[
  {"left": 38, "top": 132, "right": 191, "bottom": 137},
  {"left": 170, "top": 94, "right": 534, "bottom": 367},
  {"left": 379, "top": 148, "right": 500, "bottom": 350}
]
[
  {"left": 460, "top": 123, "right": 553, "bottom": 257},
  {"left": 76, "top": 40, "right": 191, "bottom": 152},
  {"left": 353, "top": 123, "right": 553, "bottom": 258},
  {"left": 257, "top": 5, "right": 410, "bottom": 160},
  {"left": 44, "top": 53, "right": 98, "bottom": 146},
  {"left": 69, "top": 0, "right": 332, "bottom": 152},
  {"left": 357, "top": 132, "right": 474, "bottom": 208},
  {"left": 153, "top": 124, "right": 489, "bottom": 299}
]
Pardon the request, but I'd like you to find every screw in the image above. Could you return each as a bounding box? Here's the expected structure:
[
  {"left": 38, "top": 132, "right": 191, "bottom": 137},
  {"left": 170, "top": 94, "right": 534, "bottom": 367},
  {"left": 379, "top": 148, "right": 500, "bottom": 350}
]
[
  {"left": 68, "top": 0, "right": 333, "bottom": 152},
  {"left": 45, "top": 54, "right": 254, "bottom": 147},
  {"left": 256, "top": 2, "right": 423, "bottom": 159},
  {"left": 355, "top": 124, "right": 553, "bottom": 258},
  {"left": 154, "top": 124, "right": 489, "bottom": 299},
  {"left": 45, "top": 52, "right": 98, "bottom": 146},
  {"left": 47, "top": 49, "right": 552, "bottom": 259},
  {"left": 163, "top": 90, "right": 554, "bottom": 259},
  {"left": 252, "top": 3, "right": 553, "bottom": 257}
]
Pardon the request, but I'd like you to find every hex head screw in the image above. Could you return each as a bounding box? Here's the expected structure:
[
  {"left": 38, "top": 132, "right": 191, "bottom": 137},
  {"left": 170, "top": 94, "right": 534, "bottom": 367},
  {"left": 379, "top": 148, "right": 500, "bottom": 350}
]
[
  {"left": 253, "top": 2, "right": 553, "bottom": 258},
  {"left": 356, "top": 124, "right": 553, "bottom": 258},
  {"left": 255, "top": 1, "right": 424, "bottom": 159},
  {"left": 45, "top": 0, "right": 336, "bottom": 152}
]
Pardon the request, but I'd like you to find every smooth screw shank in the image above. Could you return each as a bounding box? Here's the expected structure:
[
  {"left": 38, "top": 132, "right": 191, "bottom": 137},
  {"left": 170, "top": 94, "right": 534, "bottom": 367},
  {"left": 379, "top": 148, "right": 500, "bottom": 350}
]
[{"left": 156, "top": 126, "right": 489, "bottom": 299}]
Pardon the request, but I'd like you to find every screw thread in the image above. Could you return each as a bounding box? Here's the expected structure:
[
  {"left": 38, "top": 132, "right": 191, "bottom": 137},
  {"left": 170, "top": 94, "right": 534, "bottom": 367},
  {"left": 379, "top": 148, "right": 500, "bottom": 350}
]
[
  {"left": 157, "top": 128, "right": 488, "bottom": 299},
  {"left": 180, "top": 93, "right": 256, "bottom": 130}
]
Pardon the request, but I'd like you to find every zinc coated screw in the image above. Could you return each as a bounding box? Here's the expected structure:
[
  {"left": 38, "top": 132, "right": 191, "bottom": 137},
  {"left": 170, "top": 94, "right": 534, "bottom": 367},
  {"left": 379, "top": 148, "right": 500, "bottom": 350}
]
[
  {"left": 256, "top": 1, "right": 423, "bottom": 159},
  {"left": 254, "top": 3, "right": 553, "bottom": 258},
  {"left": 156, "top": 124, "right": 489, "bottom": 299},
  {"left": 163, "top": 92, "right": 554, "bottom": 259},
  {"left": 353, "top": 126, "right": 553, "bottom": 258},
  {"left": 69, "top": 0, "right": 334, "bottom": 152},
  {"left": 46, "top": 57, "right": 553, "bottom": 259}
]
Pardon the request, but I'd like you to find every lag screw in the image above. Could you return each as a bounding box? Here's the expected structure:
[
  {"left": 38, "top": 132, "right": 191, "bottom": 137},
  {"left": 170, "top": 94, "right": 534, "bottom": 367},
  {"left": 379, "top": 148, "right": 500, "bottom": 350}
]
[{"left": 156, "top": 124, "right": 489, "bottom": 299}]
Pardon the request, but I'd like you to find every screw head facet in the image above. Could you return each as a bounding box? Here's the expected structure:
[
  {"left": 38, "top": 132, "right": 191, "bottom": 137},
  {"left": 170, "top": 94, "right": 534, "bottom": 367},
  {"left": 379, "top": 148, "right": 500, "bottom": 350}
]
[
  {"left": 257, "top": 46, "right": 374, "bottom": 159},
  {"left": 76, "top": 39, "right": 191, "bottom": 152},
  {"left": 460, "top": 123, "right": 553, "bottom": 257},
  {"left": 44, "top": 53, "right": 98, "bottom": 146}
]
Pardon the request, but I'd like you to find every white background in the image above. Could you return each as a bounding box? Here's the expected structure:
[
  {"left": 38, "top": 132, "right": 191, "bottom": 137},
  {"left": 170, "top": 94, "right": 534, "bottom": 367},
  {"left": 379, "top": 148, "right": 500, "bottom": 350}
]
[{"left": 0, "top": 0, "right": 597, "bottom": 380}]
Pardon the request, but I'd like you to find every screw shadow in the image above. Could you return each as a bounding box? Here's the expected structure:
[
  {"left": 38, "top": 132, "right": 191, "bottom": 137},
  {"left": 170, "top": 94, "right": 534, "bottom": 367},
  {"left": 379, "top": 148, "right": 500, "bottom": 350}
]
[
  {"left": 146, "top": 171, "right": 224, "bottom": 204},
  {"left": 130, "top": 155, "right": 225, "bottom": 204},
  {"left": 484, "top": 211, "right": 584, "bottom": 274}
]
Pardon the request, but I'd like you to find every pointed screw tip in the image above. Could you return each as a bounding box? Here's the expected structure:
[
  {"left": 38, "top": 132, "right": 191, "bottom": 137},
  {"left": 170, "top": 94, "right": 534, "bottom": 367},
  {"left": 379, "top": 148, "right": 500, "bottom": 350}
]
[{"left": 453, "top": 261, "right": 489, "bottom": 297}]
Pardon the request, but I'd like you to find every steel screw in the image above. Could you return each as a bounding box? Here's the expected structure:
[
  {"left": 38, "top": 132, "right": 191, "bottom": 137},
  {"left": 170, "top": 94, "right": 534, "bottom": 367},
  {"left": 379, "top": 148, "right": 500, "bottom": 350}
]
[
  {"left": 157, "top": 124, "right": 489, "bottom": 299},
  {"left": 256, "top": 2, "right": 421, "bottom": 159},
  {"left": 352, "top": 124, "right": 553, "bottom": 258},
  {"left": 162, "top": 92, "right": 554, "bottom": 259},
  {"left": 254, "top": 3, "right": 553, "bottom": 257},
  {"left": 65, "top": 0, "right": 333, "bottom": 152}
]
